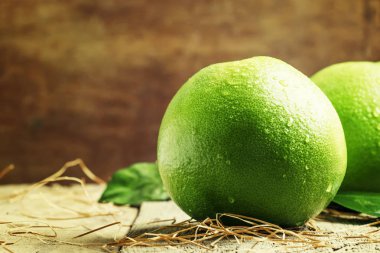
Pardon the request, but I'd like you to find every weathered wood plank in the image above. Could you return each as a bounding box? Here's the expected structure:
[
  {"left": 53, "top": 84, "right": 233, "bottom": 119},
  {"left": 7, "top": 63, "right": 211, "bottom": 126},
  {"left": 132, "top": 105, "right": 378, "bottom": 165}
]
[
  {"left": 2, "top": 185, "right": 380, "bottom": 252},
  {"left": 0, "top": 184, "right": 138, "bottom": 253},
  {"left": 121, "top": 201, "right": 380, "bottom": 253},
  {"left": 127, "top": 201, "right": 191, "bottom": 238}
]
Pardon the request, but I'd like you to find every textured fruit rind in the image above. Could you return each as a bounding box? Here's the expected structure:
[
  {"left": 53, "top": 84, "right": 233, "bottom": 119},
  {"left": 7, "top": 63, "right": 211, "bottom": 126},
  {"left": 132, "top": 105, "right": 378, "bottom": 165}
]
[
  {"left": 158, "top": 56, "right": 347, "bottom": 226},
  {"left": 312, "top": 62, "right": 380, "bottom": 192}
]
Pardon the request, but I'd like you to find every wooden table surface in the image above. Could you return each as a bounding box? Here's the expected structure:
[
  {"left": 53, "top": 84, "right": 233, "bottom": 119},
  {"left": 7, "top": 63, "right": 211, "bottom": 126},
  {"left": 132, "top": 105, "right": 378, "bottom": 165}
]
[{"left": 1, "top": 184, "right": 380, "bottom": 253}]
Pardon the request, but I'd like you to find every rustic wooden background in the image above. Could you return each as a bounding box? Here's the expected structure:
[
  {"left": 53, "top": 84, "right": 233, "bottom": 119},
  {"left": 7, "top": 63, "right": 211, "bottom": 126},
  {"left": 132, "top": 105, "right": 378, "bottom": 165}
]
[{"left": 0, "top": 0, "right": 379, "bottom": 183}]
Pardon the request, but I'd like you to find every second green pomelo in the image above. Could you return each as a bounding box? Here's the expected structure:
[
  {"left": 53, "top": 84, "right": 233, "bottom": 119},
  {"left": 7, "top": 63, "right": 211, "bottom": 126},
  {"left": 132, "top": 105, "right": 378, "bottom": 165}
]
[
  {"left": 311, "top": 62, "right": 380, "bottom": 192},
  {"left": 158, "top": 56, "right": 347, "bottom": 226}
]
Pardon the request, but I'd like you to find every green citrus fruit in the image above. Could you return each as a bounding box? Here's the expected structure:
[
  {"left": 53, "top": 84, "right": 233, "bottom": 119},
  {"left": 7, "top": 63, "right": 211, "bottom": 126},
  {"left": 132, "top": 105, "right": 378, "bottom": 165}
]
[
  {"left": 311, "top": 62, "right": 380, "bottom": 192},
  {"left": 157, "top": 56, "right": 347, "bottom": 226}
]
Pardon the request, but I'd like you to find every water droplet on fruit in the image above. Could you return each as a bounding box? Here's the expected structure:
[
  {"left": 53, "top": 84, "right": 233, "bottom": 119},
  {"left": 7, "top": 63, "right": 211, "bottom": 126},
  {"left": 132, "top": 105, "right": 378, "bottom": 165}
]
[
  {"left": 222, "top": 90, "right": 230, "bottom": 96},
  {"left": 228, "top": 196, "right": 235, "bottom": 204},
  {"left": 279, "top": 80, "right": 288, "bottom": 87},
  {"left": 303, "top": 180, "right": 306, "bottom": 184},
  {"left": 287, "top": 117, "right": 294, "bottom": 127},
  {"left": 264, "top": 129, "right": 270, "bottom": 134},
  {"left": 326, "top": 184, "right": 332, "bottom": 193},
  {"left": 305, "top": 135, "right": 310, "bottom": 143},
  {"left": 282, "top": 174, "right": 286, "bottom": 178},
  {"left": 305, "top": 165, "right": 310, "bottom": 170},
  {"left": 373, "top": 107, "right": 380, "bottom": 118}
]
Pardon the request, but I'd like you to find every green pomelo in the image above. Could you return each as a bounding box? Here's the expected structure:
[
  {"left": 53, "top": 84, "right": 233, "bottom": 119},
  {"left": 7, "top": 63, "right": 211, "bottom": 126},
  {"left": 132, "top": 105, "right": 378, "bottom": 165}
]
[
  {"left": 158, "top": 56, "right": 347, "bottom": 226},
  {"left": 312, "top": 62, "right": 380, "bottom": 192}
]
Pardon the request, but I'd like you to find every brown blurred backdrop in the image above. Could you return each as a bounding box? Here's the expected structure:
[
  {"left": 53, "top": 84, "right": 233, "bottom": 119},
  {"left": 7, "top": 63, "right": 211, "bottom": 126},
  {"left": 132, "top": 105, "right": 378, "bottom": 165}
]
[{"left": 0, "top": 0, "right": 379, "bottom": 183}]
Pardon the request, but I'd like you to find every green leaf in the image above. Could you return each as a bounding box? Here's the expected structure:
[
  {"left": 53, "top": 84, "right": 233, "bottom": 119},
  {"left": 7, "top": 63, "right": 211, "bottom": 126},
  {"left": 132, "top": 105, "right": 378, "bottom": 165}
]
[
  {"left": 99, "top": 162, "right": 170, "bottom": 205},
  {"left": 333, "top": 191, "right": 380, "bottom": 217}
]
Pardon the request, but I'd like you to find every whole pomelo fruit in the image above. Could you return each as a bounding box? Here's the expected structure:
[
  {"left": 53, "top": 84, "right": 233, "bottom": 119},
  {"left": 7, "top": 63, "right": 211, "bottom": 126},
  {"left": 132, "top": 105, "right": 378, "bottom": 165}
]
[
  {"left": 311, "top": 62, "right": 380, "bottom": 192},
  {"left": 158, "top": 56, "right": 347, "bottom": 226}
]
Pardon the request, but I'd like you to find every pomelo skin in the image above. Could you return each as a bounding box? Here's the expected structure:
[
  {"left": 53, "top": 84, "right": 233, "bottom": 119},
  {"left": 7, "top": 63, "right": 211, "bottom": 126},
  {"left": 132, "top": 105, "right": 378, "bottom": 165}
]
[
  {"left": 158, "top": 56, "right": 347, "bottom": 227},
  {"left": 311, "top": 62, "right": 380, "bottom": 192}
]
